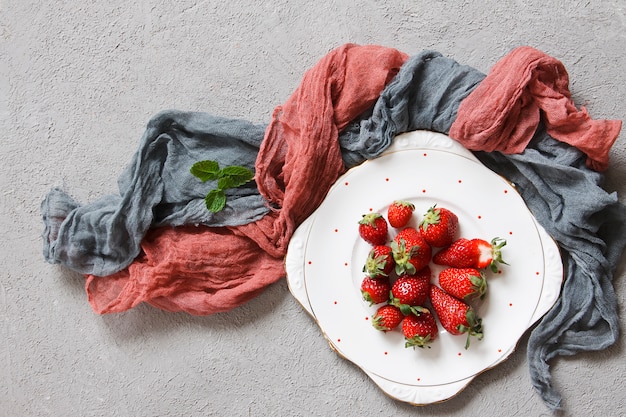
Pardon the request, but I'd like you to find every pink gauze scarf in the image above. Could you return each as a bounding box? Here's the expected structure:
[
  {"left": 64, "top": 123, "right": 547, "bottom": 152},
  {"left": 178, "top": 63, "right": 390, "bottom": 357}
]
[
  {"left": 85, "top": 44, "right": 621, "bottom": 315},
  {"left": 449, "top": 45, "right": 621, "bottom": 171}
]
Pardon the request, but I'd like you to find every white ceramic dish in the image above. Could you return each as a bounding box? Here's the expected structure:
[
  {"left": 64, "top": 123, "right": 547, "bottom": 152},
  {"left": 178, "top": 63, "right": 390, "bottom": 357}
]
[{"left": 285, "top": 130, "right": 563, "bottom": 405}]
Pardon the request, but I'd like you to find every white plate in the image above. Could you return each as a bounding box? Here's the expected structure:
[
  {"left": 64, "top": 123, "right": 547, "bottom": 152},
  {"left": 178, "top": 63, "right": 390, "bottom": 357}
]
[{"left": 285, "top": 131, "right": 563, "bottom": 404}]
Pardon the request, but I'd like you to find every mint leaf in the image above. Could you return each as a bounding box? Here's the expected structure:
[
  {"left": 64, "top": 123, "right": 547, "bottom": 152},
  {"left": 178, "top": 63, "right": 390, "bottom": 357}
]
[
  {"left": 192, "top": 162, "right": 254, "bottom": 213},
  {"left": 190, "top": 160, "right": 220, "bottom": 182},
  {"left": 219, "top": 165, "right": 254, "bottom": 188},
  {"left": 217, "top": 176, "right": 237, "bottom": 190},
  {"left": 204, "top": 189, "right": 227, "bottom": 212}
]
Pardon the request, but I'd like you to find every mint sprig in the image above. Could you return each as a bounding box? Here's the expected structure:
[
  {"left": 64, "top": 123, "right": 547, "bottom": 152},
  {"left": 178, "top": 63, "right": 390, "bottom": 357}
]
[{"left": 190, "top": 160, "right": 254, "bottom": 213}]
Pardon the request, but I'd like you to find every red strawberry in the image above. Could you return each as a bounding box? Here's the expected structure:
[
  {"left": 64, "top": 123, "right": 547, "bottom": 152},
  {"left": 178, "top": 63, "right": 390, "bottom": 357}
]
[
  {"left": 363, "top": 245, "right": 395, "bottom": 278},
  {"left": 401, "top": 311, "right": 438, "bottom": 348},
  {"left": 358, "top": 213, "right": 389, "bottom": 246},
  {"left": 360, "top": 276, "right": 391, "bottom": 305},
  {"left": 391, "top": 227, "right": 432, "bottom": 276},
  {"left": 429, "top": 285, "right": 483, "bottom": 349},
  {"left": 387, "top": 200, "right": 415, "bottom": 228},
  {"left": 438, "top": 267, "right": 488, "bottom": 300},
  {"left": 395, "top": 226, "right": 422, "bottom": 242},
  {"left": 372, "top": 305, "right": 404, "bottom": 332},
  {"left": 390, "top": 267, "right": 431, "bottom": 315},
  {"left": 433, "top": 237, "right": 507, "bottom": 273},
  {"left": 418, "top": 205, "right": 459, "bottom": 247}
]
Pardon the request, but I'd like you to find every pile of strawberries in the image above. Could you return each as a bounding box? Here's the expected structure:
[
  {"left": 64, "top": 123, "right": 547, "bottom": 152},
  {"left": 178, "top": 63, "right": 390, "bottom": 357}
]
[{"left": 358, "top": 201, "right": 506, "bottom": 350}]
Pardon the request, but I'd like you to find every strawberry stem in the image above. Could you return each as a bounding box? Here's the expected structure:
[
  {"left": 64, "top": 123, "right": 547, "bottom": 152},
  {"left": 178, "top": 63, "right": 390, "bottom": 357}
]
[
  {"left": 458, "top": 309, "right": 483, "bottom": 349},
  {"left": 489, "top": 237, "right": 508, "bottom": 273}
]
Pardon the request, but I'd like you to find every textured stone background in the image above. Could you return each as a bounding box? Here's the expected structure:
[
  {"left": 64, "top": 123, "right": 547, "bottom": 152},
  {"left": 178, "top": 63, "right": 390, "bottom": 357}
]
[{"left": 1, "top": 0, "right": 625, "bottom": 415}]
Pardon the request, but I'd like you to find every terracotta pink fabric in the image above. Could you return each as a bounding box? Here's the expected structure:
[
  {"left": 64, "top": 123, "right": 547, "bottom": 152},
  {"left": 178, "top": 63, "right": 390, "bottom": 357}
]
[
  {"left": 85, "top": 44, "right": 408, "bottom": 314},
  {"left": 449, "top": 46, "right": 621, "bottom": 171}
]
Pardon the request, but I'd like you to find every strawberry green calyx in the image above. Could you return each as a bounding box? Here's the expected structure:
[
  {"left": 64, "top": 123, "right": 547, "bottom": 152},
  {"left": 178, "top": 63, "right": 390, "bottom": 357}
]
[
  {"left": 363, "top": 252, "right": 389, "bottom": 278},
  {"left": 405, "top": 333, "right": 433, "bottom": 349},
  {"left": 488, "top": 237, "right": 508, "bottom": 273},
  {"left": 457, "top": 309, "right": 483, "bottom": 350},
  {"left": 419, "top": 204, "right": 440, "bottom": 230},
  {"left": 359, "top": 212, "right": 383, "bottom": 226},
  {"left": 372, "top": 315, "right": 390, "bottom": 331},
  {"left": 361, "top": 291, "right": 379, "bottom": 306},
  {"left": 391, "top": 238, "right": 417, "bottom": 275},
  {"left": 469, "top": 272, "right": 488, "bottom": 300},
  {"left": 394, "top": 200, "right": 415, "bottom": 210},
  {"left": 390, "top": 295, "right": 428, "bottom": 316}
]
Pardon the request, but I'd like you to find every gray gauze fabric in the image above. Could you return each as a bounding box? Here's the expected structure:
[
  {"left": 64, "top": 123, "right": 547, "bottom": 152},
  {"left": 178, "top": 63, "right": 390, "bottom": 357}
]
[
  {"left": 342, "top": 51, "right": 626, "bottom": 410},
  {"left": 40, "top": 106, "right": 395, "bottom": 277},
  {"left": 338, "top": 50, "right": 485, "bottom": 166},
  {"left": 42, "top": 110, "right": 271, "bottom": 276},
  {"left": 476, "top": 131, "right": 626, "bottom": 410}
]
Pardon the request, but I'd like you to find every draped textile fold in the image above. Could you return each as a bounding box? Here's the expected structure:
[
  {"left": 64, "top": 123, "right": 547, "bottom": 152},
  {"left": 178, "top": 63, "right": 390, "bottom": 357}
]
[{"left": 449, "top": 46, "right": 622, "bottom": 171}]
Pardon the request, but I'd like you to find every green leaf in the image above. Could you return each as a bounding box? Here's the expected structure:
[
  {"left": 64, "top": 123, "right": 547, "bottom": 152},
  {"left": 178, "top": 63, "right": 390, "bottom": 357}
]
[
  {"left": 218, "top": 165, "right": 254, "bottom": 188},
  {"left": 190, "top": 160, "right": 220, "bottom": 182},
  {"left": 217, "top": 176, "right": 237, "bottom": 190},
  {"left": 398, "top": 304, "right": 413, "bottom": 316},
  {"left": 191, "top": 161, "right": 255, "bottom": 214},
  {"left": 205, "top": 189, "right": 227, "bottom": 212}
]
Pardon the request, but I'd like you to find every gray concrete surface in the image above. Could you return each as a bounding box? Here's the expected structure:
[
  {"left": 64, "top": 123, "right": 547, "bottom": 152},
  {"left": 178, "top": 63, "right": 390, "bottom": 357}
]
[{"left": 2, "top": 1, "right": 625, "bottom": 416}]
